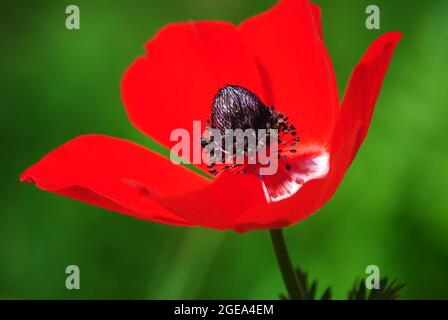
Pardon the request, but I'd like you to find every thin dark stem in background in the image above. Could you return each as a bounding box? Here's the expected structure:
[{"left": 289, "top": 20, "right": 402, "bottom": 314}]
[{"left": 269, "top": 229, "right": 305, "bottom": 300}]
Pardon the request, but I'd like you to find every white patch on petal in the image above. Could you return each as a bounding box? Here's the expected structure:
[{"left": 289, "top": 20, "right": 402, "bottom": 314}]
[{"left": 261, "top": 151, "right": 330, "bottom": 203}]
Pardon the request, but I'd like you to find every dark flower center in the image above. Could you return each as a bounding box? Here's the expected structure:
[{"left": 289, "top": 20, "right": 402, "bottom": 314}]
[
  {"left": 211, "top": 85, "right": 277, "bottom": 134},
  {"left": 202, "top": 85, "right": 299, "bottom": 176}
]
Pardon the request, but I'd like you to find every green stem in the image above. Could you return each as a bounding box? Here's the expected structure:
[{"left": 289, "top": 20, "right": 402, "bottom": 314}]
[{"left": 269, "top": 229, "right": 305, "bottom": 300}]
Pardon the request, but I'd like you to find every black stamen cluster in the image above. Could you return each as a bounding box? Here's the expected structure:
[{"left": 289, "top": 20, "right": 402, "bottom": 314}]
[{"left": 201, "top": 85, "right": 297, "bottom": 176}]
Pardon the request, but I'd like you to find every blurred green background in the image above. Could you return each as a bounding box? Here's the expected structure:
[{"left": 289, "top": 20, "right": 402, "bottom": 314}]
[{"left": 1, "top": 0, "right": 447, "bottom": 299}]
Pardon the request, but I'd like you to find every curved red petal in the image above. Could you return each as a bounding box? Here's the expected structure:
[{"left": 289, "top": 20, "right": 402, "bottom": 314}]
[
  {"left": 260, "top": 146, "right": 329, "bottom": 203},
  {"left": 149, "top": 143, "right": 328, "bottom": 231},
  {"left": 231, "top": 32, "right": 402, "bottom": 233},
  {"left": 310, "top": 3, "right": 323, "bottom": 39},
  {"left": 240, "top": 0, "right": 339, "bottom": 146},
  {"left": 151, "top": 171, "right": 266, "bottom": 230},
  {"left": 325, "top": 32, "right": 402, "bottom": 198},
  {"left": 232, "top": 144, "right": 329, "bottom": 232},
  {"left": 20, "top": 135, "right": 212, "bottom": 226},
  {"left": 121, "top": 21, "right": 266, "bottom": 171}
]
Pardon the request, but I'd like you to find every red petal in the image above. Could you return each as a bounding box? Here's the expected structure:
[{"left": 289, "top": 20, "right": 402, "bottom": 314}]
[
  {"left": 310, "top": 3, "right": 323, "bottom": 39},
  {"left": 148, "top": 143, "right": 328, "bottom": 231},
  {"left": 260, "top": 146, "right": 329, "bottom": 203},
  {"left": 232, "top": 32, "right": 402, "bottom": 232},
  {"left": 121, "top": 21, "right": 266, "bottom": 170},
  {"left": 20, "top": 135, "right": 211, "bottom": 226},
  {"left": 325, "top": 32, "right": 402, "bottom": 197},
  {"left": 154, "top": 171, "right": 267, "bottom": 230},
  {"left": 240, "top": 0, "right": 339, "bottom": 145}
]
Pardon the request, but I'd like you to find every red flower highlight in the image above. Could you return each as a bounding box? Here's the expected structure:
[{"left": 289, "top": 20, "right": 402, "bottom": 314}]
[{"left": 20, "top": 0, "right": 401, "bottom": 232}]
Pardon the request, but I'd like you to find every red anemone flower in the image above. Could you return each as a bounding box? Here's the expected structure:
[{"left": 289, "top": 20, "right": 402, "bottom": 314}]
[{"left": 20, "top": 0, "right": 401, "bottom": 233}]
